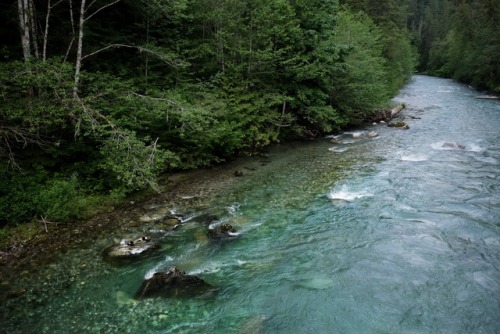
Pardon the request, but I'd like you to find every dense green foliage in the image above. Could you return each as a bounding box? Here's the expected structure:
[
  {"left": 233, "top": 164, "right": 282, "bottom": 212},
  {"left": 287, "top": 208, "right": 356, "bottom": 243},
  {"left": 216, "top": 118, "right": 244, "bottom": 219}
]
[
  {"left": 408, "top": 0, "right": 500, "bottom": 92},
  {"left": 9, "top": 0, "right": 494, "bottom": 227}
]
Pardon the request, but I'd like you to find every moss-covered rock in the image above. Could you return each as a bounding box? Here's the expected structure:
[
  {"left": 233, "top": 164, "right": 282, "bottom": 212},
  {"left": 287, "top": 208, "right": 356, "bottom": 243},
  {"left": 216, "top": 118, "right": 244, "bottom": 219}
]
[{"left": 387, "top": 121, "right": 409, "bottom": 129}]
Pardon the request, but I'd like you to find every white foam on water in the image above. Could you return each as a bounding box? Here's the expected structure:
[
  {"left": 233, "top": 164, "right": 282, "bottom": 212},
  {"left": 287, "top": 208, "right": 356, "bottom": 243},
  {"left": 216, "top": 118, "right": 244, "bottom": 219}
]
[
  {"left": 144, "top": 256, "right": 174, "bottom": 279},
  {"left": 226, "top": 203, "right": 241, "bottom": 215},
  {"left": 328, "top": 147, "right": 348, "bottom": 153},
  {"left": 343, "top": 131, "right": 364, "bottom": 138},
  {"left": 188, "top": 262, "right": 224, "bottom": 275},
  {"left": 431, "top": 141, "right": 484, "bottom": 152},
  {"left": 324, "top": 134, "right": 342, "bottom": 139},
  {"left": 236, "top": 221, "right": 263, "bottom": 234},
  {"left": 431, "top": 141, "right": 462, "bottom": 150},
  {"left": 400, "top": 154, "right": 428, "bottom": 162},
  {"left": 208, "top": 220, "right": 222, "bottom": 229},
  {"left": 327, "top": 186, "right": 373, "bottom": 202},
  {"left": 467, "top": 144, "right": 483, "bottom": 152}
]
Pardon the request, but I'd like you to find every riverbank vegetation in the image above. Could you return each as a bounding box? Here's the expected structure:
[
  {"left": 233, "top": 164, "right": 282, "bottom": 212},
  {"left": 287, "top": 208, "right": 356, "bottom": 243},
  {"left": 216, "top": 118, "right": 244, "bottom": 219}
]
[{"left": 0, "top": 0, "right": 497, "bottom": 228}]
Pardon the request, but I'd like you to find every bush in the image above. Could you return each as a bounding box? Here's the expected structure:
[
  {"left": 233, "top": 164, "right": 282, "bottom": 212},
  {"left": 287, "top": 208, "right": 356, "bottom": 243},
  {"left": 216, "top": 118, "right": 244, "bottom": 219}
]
[{"left": 35, "top": 173, "right": 88, "bottom": 222}]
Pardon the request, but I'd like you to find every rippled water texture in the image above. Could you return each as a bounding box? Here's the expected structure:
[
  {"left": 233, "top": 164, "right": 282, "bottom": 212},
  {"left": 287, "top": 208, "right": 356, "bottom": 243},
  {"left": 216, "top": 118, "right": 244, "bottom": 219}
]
[{"left": 2, "top": 76, "right": 499, "bottom": 333}]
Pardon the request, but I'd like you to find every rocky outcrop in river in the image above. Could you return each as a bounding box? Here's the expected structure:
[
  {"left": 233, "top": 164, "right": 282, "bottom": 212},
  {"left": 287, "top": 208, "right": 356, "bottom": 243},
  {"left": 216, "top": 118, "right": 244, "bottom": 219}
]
[
  {"left": 387, "top": 121, "right": 409, "bottom": 129},
  {"left": 207, "top": 223, "right": 239, "bottom": 240},
  {"left": 134, "top": 267, "right": 215, "bottom": 299},
  {"left": 103, "top": 236, "right": 160, "bottom": 261}
]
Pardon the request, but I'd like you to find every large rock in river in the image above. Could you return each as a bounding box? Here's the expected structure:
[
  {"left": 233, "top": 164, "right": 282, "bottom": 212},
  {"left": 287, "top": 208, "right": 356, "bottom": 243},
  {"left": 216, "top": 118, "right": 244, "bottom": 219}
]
[
  {"left": 134, "top": 267, "right": 215, "bottom": 299},
  {"left": 103, "top": 236, "right": 160, "bottom": 261},
  {"left": 207, "top": 223, "right": 239, "bottom": 240}
]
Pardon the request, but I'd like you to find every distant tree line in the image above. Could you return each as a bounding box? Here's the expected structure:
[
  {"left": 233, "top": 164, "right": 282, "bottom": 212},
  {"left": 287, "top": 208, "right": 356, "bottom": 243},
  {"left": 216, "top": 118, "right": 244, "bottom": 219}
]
[
  {"left": 406, "top": 0, "right": 499, "bottom": 91},
  {"left": 0, "top": 0, "right": 496, "bottom": 226}
]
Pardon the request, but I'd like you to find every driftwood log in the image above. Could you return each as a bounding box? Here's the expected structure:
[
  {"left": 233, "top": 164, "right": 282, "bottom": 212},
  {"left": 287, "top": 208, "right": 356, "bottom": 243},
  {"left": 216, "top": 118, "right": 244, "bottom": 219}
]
[{"left": 371, "top": 103, "right": 406, "bottom": 123}]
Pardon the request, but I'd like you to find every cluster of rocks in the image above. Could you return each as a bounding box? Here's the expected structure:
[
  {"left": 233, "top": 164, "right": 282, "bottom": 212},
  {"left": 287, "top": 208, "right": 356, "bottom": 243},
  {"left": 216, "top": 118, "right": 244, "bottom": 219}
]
[
  {"left": 370, "top": 103, "right": 417, "bottom": 130},
  {"left": 103, "top": 212, "right": 240, "bottom": 299}
]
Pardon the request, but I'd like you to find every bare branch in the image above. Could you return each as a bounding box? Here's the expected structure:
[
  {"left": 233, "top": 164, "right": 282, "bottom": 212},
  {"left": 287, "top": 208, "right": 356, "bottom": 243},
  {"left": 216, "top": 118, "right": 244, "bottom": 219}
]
[
  {"left": 85, "top": 0, "right": 99, "bottom": 13},
  {"left": 73, "top": 93, "right": 117, "bottom": 137},
  {"left": 85, "top": 0, "right": 120, "bottom": 22},
  {"left": 81, "top": 43, "right": 185, "bottom": 67},
  {"left": 40, "top": 215, "right": 58, "bottom": 233},
  {"left": 0, "top": 124, "right": 52, "bottom": 170},
  {"left": 63, "top": 37, "right": 75, "bottom": 63}
]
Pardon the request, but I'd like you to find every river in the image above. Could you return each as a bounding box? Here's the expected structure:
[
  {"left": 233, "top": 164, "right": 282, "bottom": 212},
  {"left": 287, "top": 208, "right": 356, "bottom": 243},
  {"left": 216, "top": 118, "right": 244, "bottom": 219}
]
[{"left": 1, "top": 75, "right": 499, "bottom": 333}]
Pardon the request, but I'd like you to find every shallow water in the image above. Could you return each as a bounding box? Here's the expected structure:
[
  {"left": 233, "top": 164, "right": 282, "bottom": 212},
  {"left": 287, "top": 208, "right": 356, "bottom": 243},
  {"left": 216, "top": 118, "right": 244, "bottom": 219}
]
[{"left": 1, "top": 75, "right": 499, "bottom": 333}]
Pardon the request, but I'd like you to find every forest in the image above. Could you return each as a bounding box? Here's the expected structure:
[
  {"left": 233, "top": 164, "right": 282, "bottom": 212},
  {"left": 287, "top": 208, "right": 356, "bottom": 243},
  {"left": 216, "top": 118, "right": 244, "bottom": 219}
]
[{"left": 0, "top": 0, "right": 498, "bottom": 227}]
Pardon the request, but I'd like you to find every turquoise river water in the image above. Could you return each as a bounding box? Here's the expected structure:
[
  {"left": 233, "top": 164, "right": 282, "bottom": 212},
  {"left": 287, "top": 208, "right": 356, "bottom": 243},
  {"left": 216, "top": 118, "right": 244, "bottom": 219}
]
[{"left": 1, "top": 75, "right": 499, "bottom": 333}]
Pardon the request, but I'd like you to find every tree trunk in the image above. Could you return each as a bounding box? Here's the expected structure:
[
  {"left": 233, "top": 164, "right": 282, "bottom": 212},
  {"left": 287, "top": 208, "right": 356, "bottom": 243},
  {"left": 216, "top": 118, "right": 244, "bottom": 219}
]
[
  {"left": 43, "top": 0, "right": 63, "bottom": 61},
  {"left": 73, "top": 0, "right": 121, "bottom": 98},
  {"left": 17, "top": 0, "right": 31, "bottom": 61},
  {"left": 73, "top": 0, "right": 86, "bottom": 98},
  {"left": 27, "top": 0, "right": 39, "bottom": 59}
]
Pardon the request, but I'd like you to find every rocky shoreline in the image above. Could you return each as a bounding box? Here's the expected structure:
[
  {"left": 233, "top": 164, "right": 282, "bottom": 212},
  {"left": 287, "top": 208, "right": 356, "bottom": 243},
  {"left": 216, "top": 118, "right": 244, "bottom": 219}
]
[{"left": 0, "top": 159, "right": 248, "bottom": 300}]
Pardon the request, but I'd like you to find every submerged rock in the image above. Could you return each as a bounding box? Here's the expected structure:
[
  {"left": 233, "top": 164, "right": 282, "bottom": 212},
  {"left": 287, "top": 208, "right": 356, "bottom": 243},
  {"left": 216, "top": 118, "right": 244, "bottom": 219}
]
[
  {"left": 297, "top": 276, "right": 334, "bottom": 290},
  {"left": 115, "top": 290, "right": 136, "bottom": 306},
  {"left": 103, "top": 236, "right": 160, "bottom": 260},
  {"left": 442, "top": 142, "right": 465, "bottom": 150},
  {"left": 134, "top": 267, "right": 215, "bottom": 299},
  {"left": 207, "top": 223, "right": 239, "bottom": 240}
]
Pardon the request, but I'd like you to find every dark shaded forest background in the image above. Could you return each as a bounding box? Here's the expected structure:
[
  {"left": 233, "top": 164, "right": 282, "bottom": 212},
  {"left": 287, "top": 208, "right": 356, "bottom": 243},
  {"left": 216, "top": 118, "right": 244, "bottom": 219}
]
[{"left": 0, "top": 0, "right": 498, "bottom": 226}]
